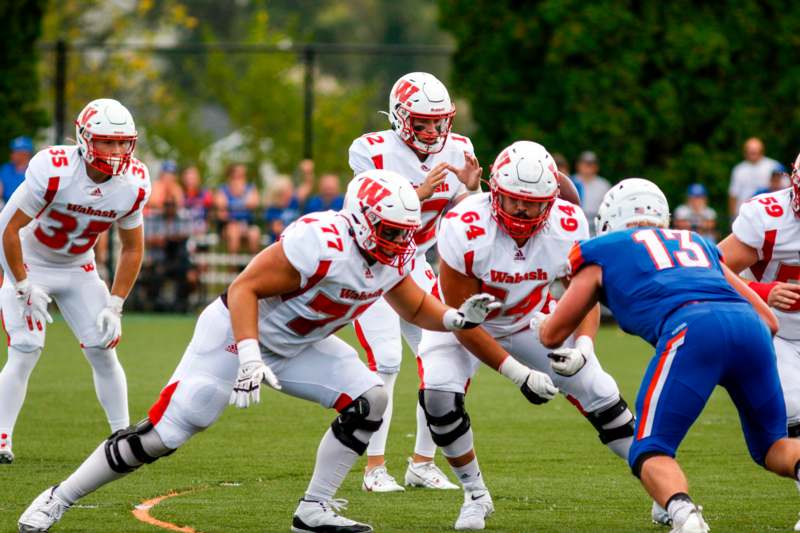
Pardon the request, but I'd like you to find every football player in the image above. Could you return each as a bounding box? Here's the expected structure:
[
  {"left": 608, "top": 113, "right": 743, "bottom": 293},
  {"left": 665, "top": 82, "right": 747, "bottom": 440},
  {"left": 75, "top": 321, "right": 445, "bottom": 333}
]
[
  {"left": 0, "top": 98, "right": 150, "bottom": 464},
  {"left": 17, "top": 170, "right": 498, "bottom": 533},
  {"left": 718, "top": 152, "right": 800, "bottom": 531},
  {"left": 536, "top": 178, "right": 800, "bottom": 532},
  {"left": 348, "top": 72, "right": 579, "bottom": 493},
  {"left": 416, "top": 141, "right": 635, "bottom": 530}
]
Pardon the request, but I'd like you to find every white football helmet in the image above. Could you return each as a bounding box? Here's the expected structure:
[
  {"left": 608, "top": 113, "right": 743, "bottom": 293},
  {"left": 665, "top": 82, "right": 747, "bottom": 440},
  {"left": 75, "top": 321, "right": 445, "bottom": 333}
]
[
  {"left": 489, "top": 141, "right": 559, "bottom": 239},
  {"left": 343, "top": 170, "right": 421, "bottom": 268},
  {"left": 791, "top": 152, "right": 800, "bottom": 216},
  {"left": 595, "top": 178, "right": 670, "bottom": 235},
  {"left": 75, "top": 98, "right": 137, "bottom": 176},
  {"left": 388, "top": 72, "right": 455, "bottom": 155}
]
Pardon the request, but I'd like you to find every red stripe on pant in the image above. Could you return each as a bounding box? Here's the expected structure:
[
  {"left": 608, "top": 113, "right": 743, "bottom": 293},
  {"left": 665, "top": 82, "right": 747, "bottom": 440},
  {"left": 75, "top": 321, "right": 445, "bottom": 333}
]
[
  {"left": 149, "top": 381, "right": 180, "bottom": 425},
  {"left": 636, "top": 328, "right": 687, "bottom": 440},
  {"left": 353, "top": 320, "right": 377, "bottom": 372}
]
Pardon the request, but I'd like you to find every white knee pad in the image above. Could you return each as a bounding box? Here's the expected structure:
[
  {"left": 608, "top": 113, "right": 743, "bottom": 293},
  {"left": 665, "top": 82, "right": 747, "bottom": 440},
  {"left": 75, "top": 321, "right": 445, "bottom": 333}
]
[
  {"left": 8, "top": 331, "right": 45, "bottom": 353},
  {"left": 170, "top": 373, "right": 231, "bottom": 431}
]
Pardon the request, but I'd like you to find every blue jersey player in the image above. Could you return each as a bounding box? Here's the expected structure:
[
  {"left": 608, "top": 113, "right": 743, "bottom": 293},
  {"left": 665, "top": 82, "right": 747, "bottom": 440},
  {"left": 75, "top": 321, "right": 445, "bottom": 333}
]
[{"left": 534, "top": 178, "right": 800, "bottom": 533}]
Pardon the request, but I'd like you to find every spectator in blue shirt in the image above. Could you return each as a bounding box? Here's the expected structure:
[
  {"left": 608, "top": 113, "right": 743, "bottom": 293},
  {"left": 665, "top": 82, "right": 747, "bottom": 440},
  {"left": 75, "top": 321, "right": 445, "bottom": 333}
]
[
  {"left": 753, "top": 165, "right": 789, "bottom": 197},
  {"left": 264, "top": 176, "right": 301, "bottom": 243},
  {"left": 303, "top": 173, "right": 344, "bottom": 214},
  {"left": 0, "top": 136, "right": 34, "bottom": 204}
]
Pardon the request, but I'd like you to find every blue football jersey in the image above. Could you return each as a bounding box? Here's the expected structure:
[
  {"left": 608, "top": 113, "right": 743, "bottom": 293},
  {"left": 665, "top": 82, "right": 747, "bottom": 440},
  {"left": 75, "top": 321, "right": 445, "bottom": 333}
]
[{"left": 570, "top": 227, "right": 746, "bottom": 345}]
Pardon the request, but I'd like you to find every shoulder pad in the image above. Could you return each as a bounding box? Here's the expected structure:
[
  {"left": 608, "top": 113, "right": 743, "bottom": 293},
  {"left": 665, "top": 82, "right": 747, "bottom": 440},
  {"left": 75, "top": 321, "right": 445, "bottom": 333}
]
[{"left": 548, "top": 199, "right": 590, "bottom": 240}]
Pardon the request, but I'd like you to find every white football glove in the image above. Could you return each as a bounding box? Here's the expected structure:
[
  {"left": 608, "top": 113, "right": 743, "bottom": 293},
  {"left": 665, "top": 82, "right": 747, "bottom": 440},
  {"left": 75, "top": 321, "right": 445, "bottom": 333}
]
[
  {"left": 548, "top": 335, "right": 593, "bottom": 377},
  {"left": 529, "top": 311, "right": 548, "bottom": 341},
  {"left": 96, "top": 295, "right": 124, "bottom": 348},
  {"left": 443, "top": 293, "right": 501, "bottom": 330},
  {"left": 230, "top": 339, "right": 281, "bottom": 409},
  {"left": 15, "top": 278, "right": 52, "bottom": 331},
  {"left": 499, "top": 356, "right": 558, "bottom": 405}
]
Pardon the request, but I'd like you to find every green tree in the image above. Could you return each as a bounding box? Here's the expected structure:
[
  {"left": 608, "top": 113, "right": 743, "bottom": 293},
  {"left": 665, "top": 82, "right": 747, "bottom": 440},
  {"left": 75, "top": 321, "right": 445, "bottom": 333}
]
[
  {"left": 439, "top": 0, "right": 800, "bottom": 214},
  {"left": 0, "top": 1, "right": 48, "bottom": 161}
]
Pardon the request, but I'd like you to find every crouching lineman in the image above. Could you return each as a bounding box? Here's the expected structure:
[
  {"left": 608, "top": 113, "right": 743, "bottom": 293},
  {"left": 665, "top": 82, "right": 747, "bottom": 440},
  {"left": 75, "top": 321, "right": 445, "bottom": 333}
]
[
  {"left": 0, "top": 99, "right": 150, "bottom": 463},
  {"left": 416, "top": 141, "right": 636, "bottom": 530},
  {"left": 536, "top": 178, "right": 800, "bottom": 532},
  {"left": 717, "top": 152, "right": 800, "bottom": 531},
  {"left": 17, "top": 170, "right": 499, "bottom": 533}
]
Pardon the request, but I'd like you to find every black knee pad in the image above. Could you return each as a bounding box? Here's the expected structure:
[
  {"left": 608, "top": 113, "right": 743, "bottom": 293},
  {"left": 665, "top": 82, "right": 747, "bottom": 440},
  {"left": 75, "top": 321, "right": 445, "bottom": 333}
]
[
  {"left": 105, "top": 418, "right": 173, "bottom": 474},
  {"left": 418, "top": 389, "right": 471, "bottom": 447},
  {"left": 331, "top": 396, "right": 383, "bottom": 455},
  {"left": 789, "top": 423, "right": 800, "bottom": 438},
  {"left": 587, "top": 397, "right": 635, "bottom": 444}
]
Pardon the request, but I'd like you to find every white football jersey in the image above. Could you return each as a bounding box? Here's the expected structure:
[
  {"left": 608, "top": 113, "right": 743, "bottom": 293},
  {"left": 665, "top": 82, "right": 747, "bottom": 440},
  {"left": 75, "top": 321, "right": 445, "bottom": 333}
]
[
  {"left": 0, "top": 145, "right": 151, "bottom": 270},
  {"left": 348, "top": 129, "right": 473, "bottom": 255},
  {"left": 437, "top": 193, "right": 589, "bottom": 338},
  {"left": 732, "top": 187, "right": 800, "bottom": 340},
  {"left": 255, "top": 210, "right": 409, "bottom": 357}
]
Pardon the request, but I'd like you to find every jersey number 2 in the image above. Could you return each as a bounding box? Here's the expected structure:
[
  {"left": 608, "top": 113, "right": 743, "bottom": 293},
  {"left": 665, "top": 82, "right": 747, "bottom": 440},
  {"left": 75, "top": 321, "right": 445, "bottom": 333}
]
[{"left": 633, "top": 229, "right": 710, "bottom": 270}]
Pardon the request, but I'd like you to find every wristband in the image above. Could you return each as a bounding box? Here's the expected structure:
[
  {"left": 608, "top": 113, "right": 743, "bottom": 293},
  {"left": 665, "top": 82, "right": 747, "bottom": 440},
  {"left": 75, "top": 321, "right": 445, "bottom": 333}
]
[
  {"left": 14, "top": 278, "right": 30, "bottom": 293},
  {"left": 574, "top": 335, "right": 594, "bottom": 357},
  {"left": 442, "top": 308, "right": 462, "bottom": 331},
  {"left": 108, "top": 295, "right": 125, "bottom": 314},
  {"left": 498, "top": 356, "right": 528, "bottom": 386},
  {"left": 236, "top": 338, "right": 262, "bottom": 365},
  {"left": 748, "top": 281, "right": 777, "bottom": 303}
]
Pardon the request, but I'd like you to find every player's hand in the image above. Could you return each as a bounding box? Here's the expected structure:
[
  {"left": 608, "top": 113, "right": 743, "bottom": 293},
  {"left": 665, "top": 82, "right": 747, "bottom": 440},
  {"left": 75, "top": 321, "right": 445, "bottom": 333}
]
[
  {"left": 445, "top": 293, "right": 501, "bottom": 330},
  {"left": 416, "top": 162, "right": 449, "bottom": 200},
  {"left": 520, "top": 369, "right": 558, "bottom": 404},
  {"left": 449, "top": 152, "right": 482, "bottom": 190},
  {"left": 15, "top": 279, "right": 52, "bottom": 332},
  {"left": 768, "top": 282, "right": 800, "bottom": 311},
  {"left": 529, "top": 312, "right": 548, "bottom": 340},
  {"left": 230, "top": 339, "right": 281, "bottom": 409},
  {"left": 96, "top": 295, "right": 124, "bottom": 348},
  {"left": 548, "top": 347, "right": 587, "bottom": 376}
]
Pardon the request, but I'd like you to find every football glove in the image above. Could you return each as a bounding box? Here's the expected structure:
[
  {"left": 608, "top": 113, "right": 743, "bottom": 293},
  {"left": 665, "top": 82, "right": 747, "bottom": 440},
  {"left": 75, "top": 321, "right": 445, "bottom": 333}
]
[
  {"left": 529, "top": 311, "right": 548, "bottom": 341},
  {"left": 230, "top": 339, "right": 281, "bottom": 409},
  {"left": 15, "top": 279, "right": 52, "bottom": 331},
  {"left": 499, "top": 356, "right": 558, "bottom": 405},
  {"left": 96, "top": 295, "right": 124, "bottom": 348},
  {"left": 443, "top": 293, "right": 501, "bottom": 330},
  {"left": 548, "top": 335, "right": 593, "bottom": 377}
]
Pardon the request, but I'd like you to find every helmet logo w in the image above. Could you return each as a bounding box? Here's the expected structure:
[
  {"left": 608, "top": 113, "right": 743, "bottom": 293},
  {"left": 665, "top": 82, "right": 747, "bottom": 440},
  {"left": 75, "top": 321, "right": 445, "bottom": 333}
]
[
  {"left": 79, "top": 107, "right": 98, "bottom": 127},
  {"left": 357, "top": 177, "right": 391, "bottom": 207},
  {"left": 394, "top": 80, "right": 420, "bottom": 105}
]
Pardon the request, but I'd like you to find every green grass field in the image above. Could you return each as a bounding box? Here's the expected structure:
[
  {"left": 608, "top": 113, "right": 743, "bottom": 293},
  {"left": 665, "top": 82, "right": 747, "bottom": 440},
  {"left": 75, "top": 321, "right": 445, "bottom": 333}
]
[{"left": 0, "top": 314, "right": 797, "bottom": 532}]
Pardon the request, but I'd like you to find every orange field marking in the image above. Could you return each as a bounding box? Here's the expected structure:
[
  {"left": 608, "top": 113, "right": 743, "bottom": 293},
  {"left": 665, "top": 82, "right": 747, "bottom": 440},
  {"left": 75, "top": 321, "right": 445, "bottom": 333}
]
[{"left": 132, "top": 490, "right": 199, "bottom": 533}]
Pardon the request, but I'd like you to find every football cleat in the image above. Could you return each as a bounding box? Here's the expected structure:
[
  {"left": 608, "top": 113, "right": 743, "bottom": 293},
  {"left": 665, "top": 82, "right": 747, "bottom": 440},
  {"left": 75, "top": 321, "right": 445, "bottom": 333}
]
[
  {"left": 18, "top": 485, "right": 70, "bottom": 532},
  {"left": 404, "top": 458, "right": 458, "bottom": 490},
  {"left": 454, "top": 489, "right": 494, "bottom": 530},
  {"left": 0, "top": 432, "right": 13, "bottom": 464},
  {"left": 292, "top": 498, "right": 373, "bottom": 533},
  {"left": 669, "top": 506, "right": 710, "bottom": 533},
  {"left": 362, "top": 465, "right": 405, "bottom": 493},
  {"left": 652, "top": 501, "right": 672, "bottom": 526}
]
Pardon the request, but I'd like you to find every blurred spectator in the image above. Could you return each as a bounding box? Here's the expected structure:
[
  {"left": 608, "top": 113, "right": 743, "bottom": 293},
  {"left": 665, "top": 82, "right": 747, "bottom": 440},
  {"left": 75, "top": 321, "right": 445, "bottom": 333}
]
[
  {"left": 181, "top": 165, "right": 213, "bottom": 234},
  {"left": 264, "top": 176, "right": 302, "bottom": 243},
  {"left": 674, "top": 183, "right": 717, "bottom": 242},
  {"left": 141, "top": 198, "right": 198, "bottom": 312},
  {"left": 728, "top": 137, "right": 779, "bottom": 217},
  {"left": 215, "top": 163, "right": 261, "bottom": 254},
  {"left": 552, "top": 152, "right": 583, "bottom": 204},
  {"left": 573, "top": 151, "right": 611, "bottom": 228},
  {"left": 753, "top": 165, "right": 789, "bottom": 197},
  {"left": 304, "top": 173, "right": 344, "bottom": 213},
  {"left": 295, "top": 158, "right": 316, "bottom": 199},
  {"left": 0, "top": 136, "right": 34, "bottom": 204},
  {"left": 149, "top": 160, "right": 185, "bottom": 212}
]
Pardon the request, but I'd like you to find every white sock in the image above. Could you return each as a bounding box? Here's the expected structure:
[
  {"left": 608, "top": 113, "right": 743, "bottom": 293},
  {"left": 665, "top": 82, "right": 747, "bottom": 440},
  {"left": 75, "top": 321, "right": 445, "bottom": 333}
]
[
  {"left": 0, "top": 346, "right": 42, "bottom": 440},
  {"left": 305, "top": 428, "right": 360, "bottom": 502},
  {"left": 82, "top": 347, "right": 129, "bottom": 431},
  {"left": 55, "top": 442, "right": 127, "bottom": 504},
  {"left": 414, "top": 402, "right": 437, "bottom": 459},
  {"left": 366, "top": 372, "right": 396, "bottom": 457},
  {"left": 666, "top": 494, "right": 694, "bottom": 526},
  {"left": 451, "top": 456, "right": 487, "bottom": 492}
]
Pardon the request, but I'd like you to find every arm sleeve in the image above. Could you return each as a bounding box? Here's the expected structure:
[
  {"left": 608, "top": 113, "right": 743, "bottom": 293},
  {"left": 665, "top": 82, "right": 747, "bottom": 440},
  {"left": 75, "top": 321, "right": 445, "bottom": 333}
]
[
  {"left": 348, "top": 139, "right": 374, "bottom": 175},
  {"left": 280, "top": 220, "right": 324, "bottom": 286}
]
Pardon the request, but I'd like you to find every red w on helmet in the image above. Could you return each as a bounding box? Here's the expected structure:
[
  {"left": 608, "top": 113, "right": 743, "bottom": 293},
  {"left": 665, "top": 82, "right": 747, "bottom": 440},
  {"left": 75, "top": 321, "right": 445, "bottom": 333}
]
[
  {"left": 75, "top": 98, "right": 137, "bottom": 176},
  {"left": 388, "top": 72, "right": 455, "bottom": 156}
]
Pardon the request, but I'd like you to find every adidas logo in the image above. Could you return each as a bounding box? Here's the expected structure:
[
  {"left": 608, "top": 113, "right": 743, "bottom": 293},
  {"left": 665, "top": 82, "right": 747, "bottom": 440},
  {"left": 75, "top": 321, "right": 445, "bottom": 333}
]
[
  {"left": 90, "top": 187, "right": 102, "bottom": 197},
  {"left": 364, "top": 267, "right": 373, "bottom": 279},
  {"left": 514, "top": 249, "right": 525, "bottom": 261},
  {"left": 224, "top": 343, "right": 238, "bottom": 355}
]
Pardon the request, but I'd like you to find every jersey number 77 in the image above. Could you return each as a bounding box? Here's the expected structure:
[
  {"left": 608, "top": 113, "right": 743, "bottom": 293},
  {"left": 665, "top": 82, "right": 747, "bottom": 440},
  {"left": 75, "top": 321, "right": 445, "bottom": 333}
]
[{"left": 633, "top": 229, "right": 711, "bottom": 270}]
